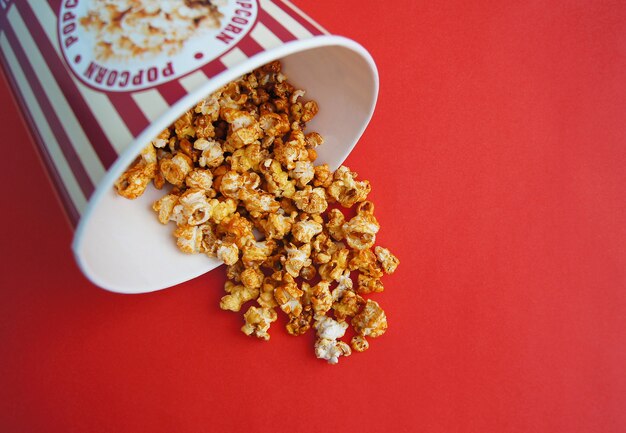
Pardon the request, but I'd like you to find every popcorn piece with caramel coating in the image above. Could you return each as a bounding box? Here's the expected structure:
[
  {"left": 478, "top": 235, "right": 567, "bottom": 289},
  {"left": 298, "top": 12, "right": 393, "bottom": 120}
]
[
  {"left": 220, "top": 280, "right": 259, "bottom": 312},
  {"left": 342, "top": 201, "right": 380, "bottom": 250},
  {"left": 351, "top": 299, "right": 388, "bottom": 338},
  {"left": 160, "top": 153, "right": 193, "bottom": 187},
  {"left": 282, "top": 243, "right": 312, "bottom": 278},
  {"left": 314, "top": 338, "right": 351, "bottom": 365},
  {"left": 375, "top": 246, "right": 400, "bottom": 274},
  {"left": 292, "top": 185, "right": 328, "bottom": 214},
  {"left": 114, "top": 144, "right": 157, "bottom": 199},
  {"left": 274, "top": 273, "right": 303, "bottom": 316},
  {"left": 241, "top": 306, "right": 278, "bottom": 341},
  {"left": 194, "top": 138, "right": 224, "bottom": 168},
  {"left": 327, "top": 165, "right": 371, "bottom": 208}
]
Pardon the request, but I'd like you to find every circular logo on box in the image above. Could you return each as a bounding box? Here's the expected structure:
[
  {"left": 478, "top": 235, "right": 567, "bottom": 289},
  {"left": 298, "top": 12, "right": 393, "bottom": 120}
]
[{"left": 58, "top": 0, "right": 258, "bottom": 92}]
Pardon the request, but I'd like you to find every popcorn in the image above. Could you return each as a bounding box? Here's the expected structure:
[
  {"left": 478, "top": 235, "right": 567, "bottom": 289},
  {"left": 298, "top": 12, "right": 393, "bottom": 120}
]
[
  {"left": 274, "top": 273, "right": 303, "bottom": 316},
  {"left": 194, "top": 138, "right": 224, "bottom": 168},
  {"left": 351, "top": 300, "right": 388, "bottom": 338},
  {"left": 343, "top": 201, "right": 380, "bottom": 250},
  {"left": 160, "top": 153, "right": 193, "bottom": 187},
  {"left": 375, "top": 246, "right": 400, "bottom": 274},
  {"left": 327, "top": 165, "right": 371, "bottom": 208},
  {"left": 292, "top": 186, "right": 328, "bottom": 214},
  {"left": 314, "top": 338, "right": 351, "bottom": 365},
  {"left": 282, "top": 243, "right": 312, "bottom": 278},
  {"left": 291, "top": 219, "right": 323, "bottom": 244},
  {"left": 114, "top": 144, "right": 157, "bottom": 199},
  {"left": 220, "top": 281, "right": 259, "bottom": 312},
  {"left": 241, "top": 306, "right": 278, "bottom": 341},
  {"left": 115, "top": 61, "right": 398, "bottom": 364}
]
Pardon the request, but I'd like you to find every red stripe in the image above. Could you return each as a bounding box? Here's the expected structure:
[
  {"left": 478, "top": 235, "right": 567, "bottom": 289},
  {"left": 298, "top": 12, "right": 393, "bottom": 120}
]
[
  {"left": 201, "top": 56, "right": 227, "bottom": 80},
  {"left": 19, "top": 2, "right": 119, "bottom": 169},
  {"left": 273, "top": 0, "right": 325, "bottom": 36},
  {"left": 106, "top": 92, "right": 150, "bottom": 137},
  {"left": 257, "top": 8, "right": 298, "bottom": 43},
  {"left": 3, "top": 23, "right": 95, "bottom": 199},
  {"left": 0, "top": 37, "right": 82, "bottom": 225},
  {"left": 237, "top": 33, "right": 265, "bottom": 57},
  {"left": 47, "top": 0, "right": 61, "bottom": 12},
  {"left": 158, "top": 80, "right": 188, "bottom": 106}
]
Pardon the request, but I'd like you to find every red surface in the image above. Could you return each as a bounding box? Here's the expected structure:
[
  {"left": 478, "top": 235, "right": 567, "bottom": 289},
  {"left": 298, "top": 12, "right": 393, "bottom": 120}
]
[{"left": 1, "top": 1, "right": 626, "bottom": 432}]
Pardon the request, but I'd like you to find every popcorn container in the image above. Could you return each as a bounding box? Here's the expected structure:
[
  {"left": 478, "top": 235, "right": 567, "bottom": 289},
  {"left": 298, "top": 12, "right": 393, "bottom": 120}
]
[{"left": 0, "top": 0, "right": 378, "bottom": 293}]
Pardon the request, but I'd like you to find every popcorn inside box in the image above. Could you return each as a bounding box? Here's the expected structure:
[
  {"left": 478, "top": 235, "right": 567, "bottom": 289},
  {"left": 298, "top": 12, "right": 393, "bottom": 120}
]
[{"left": 115, "top": 60, "right": 399, "bottom": 364}]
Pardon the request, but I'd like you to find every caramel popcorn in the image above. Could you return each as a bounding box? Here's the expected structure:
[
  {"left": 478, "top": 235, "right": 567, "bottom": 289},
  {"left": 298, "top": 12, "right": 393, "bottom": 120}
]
[
  {"left": 241, "top": 306, "right": 277, "bottom": 341},
  {"left": 115, "top": 61, "right": 398, "bottom": 364}
]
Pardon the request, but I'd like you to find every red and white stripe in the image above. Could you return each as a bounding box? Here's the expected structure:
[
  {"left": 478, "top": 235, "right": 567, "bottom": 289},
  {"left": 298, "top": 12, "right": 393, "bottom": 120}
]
[{"left": 0, "top": 0, "right": 325, "bottom": 227}]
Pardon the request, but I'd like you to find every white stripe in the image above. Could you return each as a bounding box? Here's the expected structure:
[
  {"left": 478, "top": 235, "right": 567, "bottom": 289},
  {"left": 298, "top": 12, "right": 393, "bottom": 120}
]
[
  {"left": 9, "top": 7, "right": 106, "bottom": 186},
  {"left": 280, "top": 0, "right": 329, "bottom": 35},
  {"left": 178, "top": 70, "right": 209, "bottom": 93},
  {"left": 259, "top": 0, "right": 313, "bottom": 39},
  {"left": 220, "top": 47, "right": 248, "bottom": 68},
  {"left": 27, "top": 0, "right": 132, "bottom": 154},
  {"left": 251, "top": 22, "right": 283, "bottom": 50},
  {"left": 131, "top": 89, "right": 170, "bottom": 122},
  {"left": 0, "top": 34, "right": 87, "bottom": 213}
]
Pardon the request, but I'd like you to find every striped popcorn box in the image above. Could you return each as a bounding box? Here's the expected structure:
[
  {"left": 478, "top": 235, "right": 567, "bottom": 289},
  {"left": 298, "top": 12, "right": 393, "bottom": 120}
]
[{"left": 0, "top": 0, "right": 378, "bottom": 293}]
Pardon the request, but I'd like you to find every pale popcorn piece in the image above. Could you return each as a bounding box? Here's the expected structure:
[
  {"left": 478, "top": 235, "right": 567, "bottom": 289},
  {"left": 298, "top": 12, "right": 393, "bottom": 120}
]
[
  {"left": 160, "top": 152, "right": 193, "bottom": 187},
  {"left": 185, "top": 167, "right": 213, "bottom": 191},
  {"left": 274, "top": 273, "right": 304, "bottom": 317},
  {"left": 292, "top": 186, "right": 328, "bottom": 214},
  {"left": 194, "top": 138, "right": 224, "bottom": 168},
  {"left": 220, "top": 280, "right": 260, "bottom": 312},
  {"left": 152, "top": 193, "right": 180, "bottom": 225},
  {"left": 351, "top": 299, "right": 388, "bottom": 338},
  {"left": 240, "top": 266, "right": 264, "bottom": 290},
  {"left": 289, "top": 160, "right": 315, "bottom": 188},
  {"left": 114, "top": 144, "right": 157, "bottom": 199},
  {"left": 282, "top": 243, "right": 312, "bottom": 278},
  {"left": 173, "top": 224, "right": 203, "bottom": 254},
  {"left": 195, "top": 95, "right": 221, "bottom": 121},
  {"left": 327, "top": 165, "right": 371, "bottom": 208},
  {"left": 314, "top": 338, "right": 351, "bottom": 365},
  {"left": 375, "top": 246, "right": 400, "bottom": 274},
  {"left": 314, "top": 315, "right": 348, "bottom": 340},
  {"left": 291, "top": 219, "right": 323, "bottom": 244},
  {"left": 241, "top": 306, "right": 278, "bottom": 341},
  {"left": 215, "top": 240, "right": 239, "bottom": 266},
  {"left": 177, "top": 187, "right": 212, "bottom": 226},
  {"left": 241, "top": 239, "right": 277, "bottom": 268},
  {"left": 350, "top": 335, "right": 369, "bottom": 353},
  {"left": 342, "top": 201, "right": 380, "bottom": 251}
]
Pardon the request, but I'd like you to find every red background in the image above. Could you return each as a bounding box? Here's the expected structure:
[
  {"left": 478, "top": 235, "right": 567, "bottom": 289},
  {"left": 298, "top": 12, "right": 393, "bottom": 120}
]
[{"left": 1, "top": 1, "right": 626, "bottom": 432}]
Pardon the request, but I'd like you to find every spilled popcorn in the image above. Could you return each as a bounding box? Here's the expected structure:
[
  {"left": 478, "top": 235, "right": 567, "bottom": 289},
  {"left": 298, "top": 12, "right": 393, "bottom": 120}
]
[{"left": 115, "top": 61, "right": 399, "bottom": 364}]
